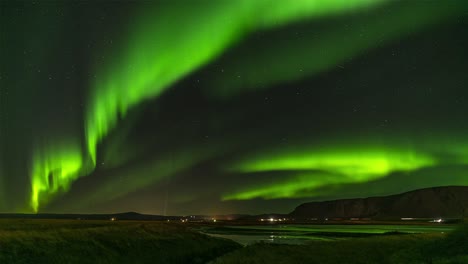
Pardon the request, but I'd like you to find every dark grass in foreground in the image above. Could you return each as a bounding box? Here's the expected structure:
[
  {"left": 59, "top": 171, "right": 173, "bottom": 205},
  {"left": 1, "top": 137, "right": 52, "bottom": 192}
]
[
  {"left": 213, "top": 224, "right": 468, "bottom": 264},
  {"left": 1, "top": 220, "right": 467, "bottom": 264},
  {"left": 0, "top": 219, "right": 240, "bottom": 264}
]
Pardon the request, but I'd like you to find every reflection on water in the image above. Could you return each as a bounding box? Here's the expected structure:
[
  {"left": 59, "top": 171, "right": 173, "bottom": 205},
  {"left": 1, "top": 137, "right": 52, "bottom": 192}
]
[
  {"left": 201, "top": 224, "right": 455, "bottom": 245},
  {"left": 205, "top": 232, "right": 332, "bottom": 245}
]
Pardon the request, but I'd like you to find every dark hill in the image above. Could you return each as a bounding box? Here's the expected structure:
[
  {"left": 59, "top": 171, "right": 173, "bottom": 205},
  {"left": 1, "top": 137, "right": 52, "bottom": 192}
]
[
  {"left": 290, "top": 186, "right": 468, "bottom": 220},
  {"left": 0, "top": 212, "right": 178, "bottom": 221}
]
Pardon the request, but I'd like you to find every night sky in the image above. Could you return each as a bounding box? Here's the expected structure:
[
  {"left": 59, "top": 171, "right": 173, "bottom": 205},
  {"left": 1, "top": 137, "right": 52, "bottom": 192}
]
[{"left": 1, "top": 0, "right": 468, "bottom": 215}]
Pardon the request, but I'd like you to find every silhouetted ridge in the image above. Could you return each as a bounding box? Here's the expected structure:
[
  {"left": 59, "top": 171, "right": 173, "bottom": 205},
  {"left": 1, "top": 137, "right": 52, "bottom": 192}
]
[{"left": 290, "top": 186, "right": 468, "bottom": 220}]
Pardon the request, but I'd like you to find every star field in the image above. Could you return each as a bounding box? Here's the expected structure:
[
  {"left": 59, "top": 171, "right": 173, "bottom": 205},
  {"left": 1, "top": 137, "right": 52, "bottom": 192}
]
[{"left": 0, "top": 0, "right": 467, "bottom": 215}]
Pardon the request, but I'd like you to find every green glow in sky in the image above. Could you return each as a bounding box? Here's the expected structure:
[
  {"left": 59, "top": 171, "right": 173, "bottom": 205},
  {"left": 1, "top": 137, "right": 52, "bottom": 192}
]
[
  {"left": 223, "top": 172, "right": 345, "bottom": 200},
  {"left": 21, "top": 0, "right": 468, "bottom": 212},
  {"left": 84, "top": 0, "right": 386, "bottom": 164},
  {"left": 234, "top": 148, "right": 434, "bottom": 177},
  {"left": 225, "top": 145, "right": 435, "bottom": 200},
  {"left": 206, "top": 1, "right": 465, "bottom": 98},
  {"left": 30, "top": 141, "right": 89, "bottom": 212},
  {"left": 42, "top": 0, "right": 387, "bottom": 212}
]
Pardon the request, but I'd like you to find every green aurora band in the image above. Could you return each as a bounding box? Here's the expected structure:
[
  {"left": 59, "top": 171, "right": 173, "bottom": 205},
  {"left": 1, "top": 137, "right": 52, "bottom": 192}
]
[
  {"left": 27, "top": 0, "right": 468, "bottom": 212},
  {"left": 224, "top": 145, "right": 434, "bottom": 200},
  {"left": 30, "top": 0, "right": 388, "bottom": 211},
  {"left": 224, "top": 133, "right": 468, "bottom": 200},
  {"left": 84, "top": 0, "right": 386, "bottom": 165},
  {"left": 206, "top": 1, "right": 466, "bottom": 98},
  {"left": 30, "top": 142, "right": 88, "bottom": 212}
]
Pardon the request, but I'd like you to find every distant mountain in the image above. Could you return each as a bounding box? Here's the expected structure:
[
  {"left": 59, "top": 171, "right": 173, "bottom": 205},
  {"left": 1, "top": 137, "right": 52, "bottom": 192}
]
[
  {"left": 290, "top": 186, "right": 468, "bottom": 220},
  {"left": 0, "top": 212, "right": 180, "bottom": 221},
  {"left": 0, "top": 212, "right": 248, "bottom": 221}
]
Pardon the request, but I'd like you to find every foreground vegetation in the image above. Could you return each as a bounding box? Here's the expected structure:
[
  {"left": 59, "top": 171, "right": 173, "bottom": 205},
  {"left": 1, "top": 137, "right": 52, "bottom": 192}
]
[
  {"left": 0, "top": 219, "right": 466, "bottom": 264},
  {"left": 0, "top": 219, "right": 240, "bottom": 264},
  {"left": 213, "top": 224, "right": 468, "bottom": 264}
]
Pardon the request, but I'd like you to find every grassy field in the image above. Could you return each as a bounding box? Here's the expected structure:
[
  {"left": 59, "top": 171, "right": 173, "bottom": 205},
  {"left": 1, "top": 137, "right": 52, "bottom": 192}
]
[
  {"left": 212, "top": 224, "right": 468, "bottom": 264},
  {"left": 0, "top": 219, "right": 240, "bottom": 264},
  {"left": 0, "top": 219, "right": 466, "bottom": 264}
]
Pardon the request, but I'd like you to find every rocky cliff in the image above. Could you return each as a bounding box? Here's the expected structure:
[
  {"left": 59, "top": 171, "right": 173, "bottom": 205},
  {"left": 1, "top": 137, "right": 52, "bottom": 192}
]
[{"left": 290, "top": 186, "right": 468, "bottom": 220}]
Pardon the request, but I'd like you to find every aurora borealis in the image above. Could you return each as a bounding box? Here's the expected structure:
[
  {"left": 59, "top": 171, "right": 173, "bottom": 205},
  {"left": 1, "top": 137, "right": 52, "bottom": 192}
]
[{"left": 1, "top": 0, "right": 468, "bottom": 215}]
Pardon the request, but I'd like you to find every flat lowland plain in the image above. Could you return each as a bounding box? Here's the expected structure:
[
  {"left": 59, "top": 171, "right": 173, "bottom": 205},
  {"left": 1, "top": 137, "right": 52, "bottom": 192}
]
[
  {"left": 0, "top": 219, "right": 240, "bottom": 264},
  {"left": 212, "top": 224, "right": 468, "bottom": 264},
  {"left": 0, "top": 219, "right": 467, "bottom": 264}
]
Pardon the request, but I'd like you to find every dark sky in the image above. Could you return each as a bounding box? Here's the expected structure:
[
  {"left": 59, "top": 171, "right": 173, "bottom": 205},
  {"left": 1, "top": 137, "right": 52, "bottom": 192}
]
[{"left": 1, "top": 0, "right": 468, "bottom": 215}]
